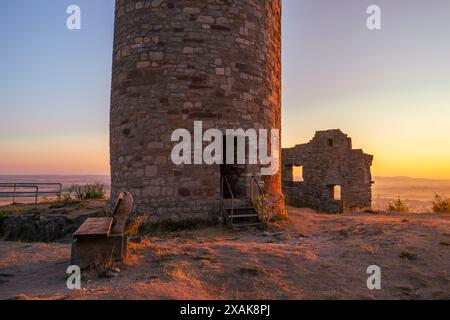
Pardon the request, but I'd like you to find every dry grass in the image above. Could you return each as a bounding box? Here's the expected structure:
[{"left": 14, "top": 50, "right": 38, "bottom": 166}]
[
  {"left": 0, "top": 207, "right": 449, "bottom": 300},
  {"left": 94, "top": 251, "right": 115, "bottom": 277},
  {"left": 125, "top": 216, "right": 146, "bottom": 236},
  {"left": 432, "top": 195, "right": 450, "bottom": 214},
  {"left": 388, "top": 198, "right": 409, "bottom": 213}
]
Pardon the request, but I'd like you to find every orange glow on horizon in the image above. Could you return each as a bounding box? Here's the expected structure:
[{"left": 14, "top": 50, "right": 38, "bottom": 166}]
[
  {"left": 0, "top": 133, "right": 109, "bottom": 175},
  {"left": 1, "top": 130, "right": 450, "bottom": 179}
]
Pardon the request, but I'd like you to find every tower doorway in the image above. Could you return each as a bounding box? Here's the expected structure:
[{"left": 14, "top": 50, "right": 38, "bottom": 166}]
[{"left": 220, "top": 135, "right": 250, "bottom": 199}]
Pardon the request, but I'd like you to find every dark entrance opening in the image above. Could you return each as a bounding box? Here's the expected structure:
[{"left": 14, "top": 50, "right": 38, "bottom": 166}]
[{"left": 221, "top": 135, "right": 249, "bottom": 199}]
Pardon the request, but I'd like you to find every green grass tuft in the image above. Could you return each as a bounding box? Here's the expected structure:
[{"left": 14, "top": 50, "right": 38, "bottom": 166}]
[
  {"left": 69, "top": 184, "right": 105, "bottom": 200},
  {"left": 239, "top": 267, "right": 260, "bottom": 276},
  {"left": 399, "top": 252, "right": 417, "bottom": 261}
]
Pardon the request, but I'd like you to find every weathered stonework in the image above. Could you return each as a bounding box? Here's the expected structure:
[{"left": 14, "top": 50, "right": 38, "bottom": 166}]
[
  {"left": 110, "top": 0, "right": 283, "bottom": 223},
  {"left": 283, "top": 130, "right": 374, "bottom": 213}
]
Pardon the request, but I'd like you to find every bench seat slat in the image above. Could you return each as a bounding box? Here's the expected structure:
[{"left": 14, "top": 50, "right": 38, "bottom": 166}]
[{"left": 73, "top": 217, "right": 113, "bottom": 238}]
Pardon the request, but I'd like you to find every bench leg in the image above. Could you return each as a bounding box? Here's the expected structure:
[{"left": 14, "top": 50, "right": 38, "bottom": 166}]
[{"left": 70, "top": 239, "right": 77, "bottom": 266}]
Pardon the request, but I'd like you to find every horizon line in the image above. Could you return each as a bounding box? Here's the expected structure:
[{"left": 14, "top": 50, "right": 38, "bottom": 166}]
[{"left": 1, "top": 174, "right": 450, "bottom": 182}]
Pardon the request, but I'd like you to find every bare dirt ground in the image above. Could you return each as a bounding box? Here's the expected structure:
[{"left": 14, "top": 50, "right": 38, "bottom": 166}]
[{"left": 0, "top": 207, "right": 449, "bottom": 300}]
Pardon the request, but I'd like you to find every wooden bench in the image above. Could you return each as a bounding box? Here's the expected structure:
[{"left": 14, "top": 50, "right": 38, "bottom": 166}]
[{"left": 70, "top": 192, "right": 134, "bottom": 269}]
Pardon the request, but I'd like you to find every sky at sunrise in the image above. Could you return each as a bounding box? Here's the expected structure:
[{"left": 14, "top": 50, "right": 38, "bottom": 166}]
[{"left": 0, "top": 0, "right": 449, "bottom": 178}]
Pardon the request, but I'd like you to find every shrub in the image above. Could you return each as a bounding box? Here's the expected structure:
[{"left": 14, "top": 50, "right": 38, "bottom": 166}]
[
  {"left": 253, "top": 193, "right": 270, "bottom": 224},
  {"left": 432, "top": 194, "right": 450, "bottom": 214},
  {"left": 387, "top": 198, "right": 409, "bottom": 213},
  {"left": 69, "top": 184, "right": 105, "bottom": 200},
  {"left": 61, "top": 193, "right": 73, "bottom": 202},
  {"left": 125, "top": 215, "right": 146, "bottom": 236}
]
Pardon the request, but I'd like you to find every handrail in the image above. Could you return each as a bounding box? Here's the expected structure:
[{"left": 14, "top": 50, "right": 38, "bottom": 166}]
[
  {"left": 0, "top": 183, "right": 62, "bottom": 205},
  {"left": 220, "top": 176, "right": 235, "bottom": 226},
  {"left": 0, "top": 183, "right": 63, "bottom": 187},
  {"left": 250, "top": 176, "right": 263, "bottom": 204}
]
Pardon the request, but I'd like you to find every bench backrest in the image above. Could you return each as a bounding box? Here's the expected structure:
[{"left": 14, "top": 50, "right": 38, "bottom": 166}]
[{"left": 111, "top": 192, "right": 134, "bottom": 234}]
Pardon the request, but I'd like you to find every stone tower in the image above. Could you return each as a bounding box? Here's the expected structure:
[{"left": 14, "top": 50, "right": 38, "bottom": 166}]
[{"left": 110, "top": 0, "right": 283, "bottom": 223}]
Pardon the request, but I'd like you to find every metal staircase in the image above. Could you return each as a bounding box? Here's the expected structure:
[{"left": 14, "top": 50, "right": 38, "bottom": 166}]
[{"left": 220, "top": 176, "right": 264, "bottom": 228}]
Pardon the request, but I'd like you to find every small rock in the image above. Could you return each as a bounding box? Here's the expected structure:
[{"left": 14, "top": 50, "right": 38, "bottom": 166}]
[
  {"left": 130, "top": 236, "right": 142, "bottom": 243},
  {"left": 112, "top": 267, "right": 121, "bottom": 274}
]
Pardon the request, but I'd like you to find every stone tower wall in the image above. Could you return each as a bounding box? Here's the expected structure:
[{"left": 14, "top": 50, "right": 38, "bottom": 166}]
[{"left": 110, "top": 0, "right": 283, "bottom": 223}]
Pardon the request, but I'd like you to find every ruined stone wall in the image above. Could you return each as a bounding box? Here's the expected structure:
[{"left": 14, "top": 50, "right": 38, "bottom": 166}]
[
  {"left": 283, "top": 130, "right": 373, "bottom": 213},
  {"left": 110, "top": 0, "right": 283, "bottom": 223}
]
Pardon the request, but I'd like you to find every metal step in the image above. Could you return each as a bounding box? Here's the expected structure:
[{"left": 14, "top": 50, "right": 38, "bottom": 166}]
[
  {"left": 223, "top": 198, "right": 252, "bottom": 204},
  {"left": 228, "top": 213, "right": 259, "bottom": 219},
  {"left": 222, "top": 198, "right": 261, "bottom": 228},
  {"left": 231, "top": 222, "right": 262, "bottom": 228},
  {"left": 224, "top": 205, "right": 255, "bottom": 210},
  {"left": 223, "top": 199, "right": 255, "bottom": 210}
]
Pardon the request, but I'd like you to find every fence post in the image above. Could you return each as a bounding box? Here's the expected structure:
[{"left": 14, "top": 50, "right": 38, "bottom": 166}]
[
  {"left": 35, "top": 186, "right": 39, "bottom": 205},
  {"left": 13, "top": 184, "right": 17, "bottom": 204},
  {"left": 59, "top": 184, "right": 62, "bottom": 201}
]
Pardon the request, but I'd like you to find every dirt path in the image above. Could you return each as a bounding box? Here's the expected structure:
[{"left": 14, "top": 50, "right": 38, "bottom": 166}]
[{"left": 0, "top": 208, "right": 449, "bottom": 300}]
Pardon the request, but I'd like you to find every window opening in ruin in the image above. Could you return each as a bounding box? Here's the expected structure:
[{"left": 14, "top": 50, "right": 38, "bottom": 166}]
[
  {"left": 328, "top": 139, "right": 334, "bottom": 147},
  {"left": 293, "top": 165, "right": 304, "bottom": 182},
  {"left": 328, "top": 185, "right": 342, "bottom": 201}
]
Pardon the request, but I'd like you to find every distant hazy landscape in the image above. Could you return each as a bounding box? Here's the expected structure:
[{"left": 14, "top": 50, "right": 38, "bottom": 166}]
[
  {"left": 372, "top": 176, "right": 450, "bottom": 212},
  {"left": 1, "top": 175, "right": 449, "bottom": 212}
]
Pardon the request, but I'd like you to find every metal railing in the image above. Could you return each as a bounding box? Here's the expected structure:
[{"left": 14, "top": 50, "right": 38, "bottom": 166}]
[
  {"left": 250, "top": 176, "right": 263, "bottom": 204},
  {"left": 220, "top": 176, "right": 235, "bottom": 226},
  {"left": 220, "top": 175, "right": 265, "bottom": 226},
  {"left": 0, "top": 183, "right": 62, "bottom": 205}
]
